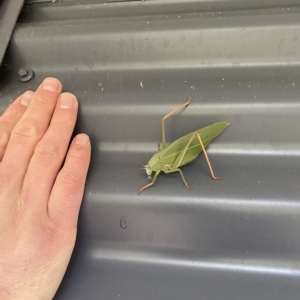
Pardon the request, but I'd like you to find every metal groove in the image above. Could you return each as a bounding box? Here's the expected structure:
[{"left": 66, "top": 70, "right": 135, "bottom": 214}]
[{"left": 1, "top": 1, "right": 300, "bottom": 299}]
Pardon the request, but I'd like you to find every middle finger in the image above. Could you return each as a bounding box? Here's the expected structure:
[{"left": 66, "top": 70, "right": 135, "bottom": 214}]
[{"left": 22, "top": 92, "right": 78, "bottom": 211}]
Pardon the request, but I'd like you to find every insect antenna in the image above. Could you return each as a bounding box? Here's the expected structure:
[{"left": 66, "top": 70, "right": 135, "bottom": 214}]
[{"left": 99, "top": 131, "right": 145, "bottom": 168}]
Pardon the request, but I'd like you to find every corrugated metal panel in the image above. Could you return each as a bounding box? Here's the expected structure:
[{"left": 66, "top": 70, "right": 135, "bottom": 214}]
[
  {"left": 1, "top": 1, "right": 300, "bottom": 299},
  {"left": 0, "top": 0, "right": 24, "bottom": 65}
]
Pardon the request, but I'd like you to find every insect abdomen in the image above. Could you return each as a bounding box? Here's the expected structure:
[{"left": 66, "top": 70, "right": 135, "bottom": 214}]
[{"left": 159, "top": 121, "right": 229, "bottom": 168}]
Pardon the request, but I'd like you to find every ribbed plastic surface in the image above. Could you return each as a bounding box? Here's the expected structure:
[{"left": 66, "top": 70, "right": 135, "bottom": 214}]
[{"left": 1, "top": 1, "right": 300, "bottom": 299}]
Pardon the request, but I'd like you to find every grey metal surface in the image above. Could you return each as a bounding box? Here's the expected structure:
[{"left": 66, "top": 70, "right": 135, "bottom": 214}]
[
  {"left": 1, "top": 1, "right": 300, "bottom": 299},
  {"left": 25, "top": 0, "right": 139, "bottom": 4},
  {"left": 0, "top": 0, "right": 24, "bottom": 65}
]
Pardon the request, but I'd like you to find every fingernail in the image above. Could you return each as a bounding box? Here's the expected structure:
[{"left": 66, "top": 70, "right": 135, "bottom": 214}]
[
  {"left": 42, "top": 77, "right": 60, "bottom": 91},
  {"left": 59, "top": 93, "right": 76, "bottom": 109},
  {"left": 20, "top": 91, "right": 34, "bottom": 107},
  {"left": 75, "top": 134, "right": 89, "bottom": 145}
]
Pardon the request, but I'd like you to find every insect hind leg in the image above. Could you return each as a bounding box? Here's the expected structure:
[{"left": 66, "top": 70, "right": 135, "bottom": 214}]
[
  {"left": 171, "top": 131, "right": 222, "bottom": 183},
  {"left": 195, "top": 132, "right": 222, "bottom": 180},
  {"left": 161, "top": 97, "right": 191, "bottom": 149}
]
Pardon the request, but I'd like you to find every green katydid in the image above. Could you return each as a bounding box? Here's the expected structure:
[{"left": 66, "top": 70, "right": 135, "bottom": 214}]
[{"left": 138, "top": 97, "right": 229, "bottom": 195}]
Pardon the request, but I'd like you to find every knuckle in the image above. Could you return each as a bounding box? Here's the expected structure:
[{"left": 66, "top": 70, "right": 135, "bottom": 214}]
[
  {"left": 66, "top": 154, "right": 89, "bottom": 171},
  {"left": 34, "top": 141, "right": 61, "bottom": 160},
  {"left": 59, "top": 171, "right": 81, "bottom": 187},
  {"left": 0, "top": 128, "right": 10, "bottom": 145},
  {"left": 57, "top": 170, "right": 83, "bottom": 195},
  {"left": 53, "top": 118, "right": 74, "bottom": 131},
  {"left": 12, "top": 120, "right": 42, "bottom": 140},
  {"left": 0, "top": 170, "right": 9, "bottom": 195},
  {"left": 0, "top": 117, "right": 12, "bottom": 130},
  {"left": 5, "top": 106, "right": 20, "bottom": 118},
  {"left": 35, "top": 96, "right": 52, "bottom": 105}
]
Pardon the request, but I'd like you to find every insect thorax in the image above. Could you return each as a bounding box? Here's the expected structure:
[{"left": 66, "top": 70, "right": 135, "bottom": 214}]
[{"left": 147, "top": 152, "right": 164, "bottom": 172}]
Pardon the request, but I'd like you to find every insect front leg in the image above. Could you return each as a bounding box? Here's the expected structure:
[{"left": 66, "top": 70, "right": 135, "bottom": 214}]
[
  {"left": 164, "top": 167, "right": 192, "bottom": 190},
  {"left": 138, "top": 170, "right": 161, "bottom": 195},
  {"left": 163, "top": 132, "right": 196, "bottom": 189},
  {"left": 161, "top": 97, "right": 191, "bottom": 149},
  {"left": 195, "top": 133, "right": 222, "bottom": 180}
]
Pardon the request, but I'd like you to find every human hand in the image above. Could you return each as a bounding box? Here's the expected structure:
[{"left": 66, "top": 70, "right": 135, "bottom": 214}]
[{"left": 0, "top": 78, "right": 91, "bottom": 299}]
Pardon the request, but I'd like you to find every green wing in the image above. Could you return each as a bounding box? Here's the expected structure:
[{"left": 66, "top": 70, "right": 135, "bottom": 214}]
[{"left": 158, "top": 121, "right": 229, "bottom": 167}]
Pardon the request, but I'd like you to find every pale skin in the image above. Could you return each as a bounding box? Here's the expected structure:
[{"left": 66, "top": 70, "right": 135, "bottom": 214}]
[{"left": 0, "top": 78, "right": 91, "bottom": 300}]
